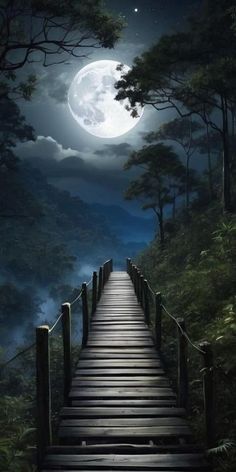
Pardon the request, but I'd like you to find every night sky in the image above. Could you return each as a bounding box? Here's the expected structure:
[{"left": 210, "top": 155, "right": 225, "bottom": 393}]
[{"left": 16, "top": 0, "right": 203, "bottom": 216}]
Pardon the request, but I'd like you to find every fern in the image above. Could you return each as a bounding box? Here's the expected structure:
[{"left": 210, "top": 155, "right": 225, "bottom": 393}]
[{"left": 207, "top": 439, "right": 236, "bottom": 456}]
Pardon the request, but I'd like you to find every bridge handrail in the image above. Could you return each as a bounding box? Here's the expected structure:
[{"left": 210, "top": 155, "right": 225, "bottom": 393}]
[
  {"left": 36, "top": 258, "right": 113, "bottom": 467},
  {"left": 126, "top": 257, "right": 215, "bottom": 451},
  {"left": 161, "top": 304, "right": 205, "bottom": 354}
]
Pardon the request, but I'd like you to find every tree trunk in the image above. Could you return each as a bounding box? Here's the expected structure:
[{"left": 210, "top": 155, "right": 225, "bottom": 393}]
[
  {"left": 158, "top": 207, "right": 165, "bottom": 248},
  {"left": 221, "top": 96, "right": 232, "bottom": 213},
  {"left": 206, "top": 123, "right": 214, "bottom": 201}
]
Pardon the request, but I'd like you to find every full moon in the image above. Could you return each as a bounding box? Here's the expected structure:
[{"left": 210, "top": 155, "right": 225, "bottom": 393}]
[{"left": 68, "top": 60, "right": 143, "bottom": 139}]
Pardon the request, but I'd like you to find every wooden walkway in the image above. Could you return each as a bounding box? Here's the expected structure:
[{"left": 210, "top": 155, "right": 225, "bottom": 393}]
[{"left": 42, "top": 271, "right": 210, "bottom": 471}]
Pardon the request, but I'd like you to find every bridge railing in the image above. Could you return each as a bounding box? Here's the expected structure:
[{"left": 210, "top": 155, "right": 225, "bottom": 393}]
[
  {"left": 36, "top": 258, "right": 113, "bottom": 467},
  {"left": 127, "top": 258, "right": 215, "bottom": 450}
]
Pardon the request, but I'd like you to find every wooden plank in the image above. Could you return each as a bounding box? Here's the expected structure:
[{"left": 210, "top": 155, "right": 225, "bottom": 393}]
[
  {"left": 60, "top": 407, "right": 186, "bottom": 418},
  {"left": 60, "top": 418, "right": 189, "bottom": 427},
  {"left": 71, "top": 379, "right": 169, "bottom": 387},
  {"left": 43, "top": 467, "right": 206, "bottom": 471},
  {"left": 69, "top": 387, "right": 176, "bottom": 398},
  {"left": 43, "top": 453, "right": 205, "bottom": 466},
  {"left": 91, "top": 318, "right": 148, "bottom": 330},
  {"left": 43, "top": 453, "right": 207, "bottom": 470},
  {"left": 46, "top": 452, "right": 207, "bottom": 462},
  {"left": 86, "top": 341, "right": 154, "bottom": 347},
  {"left": 77, "top": 360, "right": 161, "bottom": 367},
  {"left": 58, "top": 426, "right": 191, "bottom": 439},
  {"left": 93, "top": 315, "right": 144, "bottom": 318},
  {"left": 70, "top": 400, "right": 177, "bottom": 407},
  {"left": 90, "top": 327, "right": 149, "bottom": 331},
  {"left": 80, "top": 353, "right": 159, "bottom": 359},
  {"left": 81, "top": 348, "right": 158, "bottom": 353},
  {"left": 45, "top": 444, "right": 204, "bottom": 454},
  {"left": 75, "top": 369, "right": 165, "bottom": 376},
  {"left": 95, "top": 308, "right": 143, "bottom": 311},
  {"left": 93, "top": 318, "right": 144, "bottom": 322},
  {"left": 88, "top": 333, "right": 152, "bottom": 338},
  {"left": 82, "top": 346, "right": 156, "bottom": 350},
  {"left": 72, "top": 376, "right": 167, "bottom": 382}
]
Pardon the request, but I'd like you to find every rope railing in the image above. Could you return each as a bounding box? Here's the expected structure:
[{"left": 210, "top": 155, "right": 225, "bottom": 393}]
[
  {"left": 1, "top": 342, "right": 36, "bottom": 368},
  {"left": 48, "top": 311, "right": 64, "bottom": 334},
  {"left": 161, "top": 304, "right": 206, "bottom": 355},
  {"left": 70, "top": 289, "right": 83, "bottom": 306},
  {"left": 126, "top": 257, "right": 215, "bottom": 450},
  {"left": 36, "top": 258, "right": 113, "bottom": 468}
]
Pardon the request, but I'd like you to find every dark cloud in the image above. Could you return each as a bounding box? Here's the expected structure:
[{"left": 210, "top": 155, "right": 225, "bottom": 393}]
[
  {"left": 49, "top": 81, "right": 68, "bottom": 103},
  {"left": 15, "top": 135, "right": 141, "bottom": 209},
  {"left": 95, "top": 143, "right": 132, "bottom": 157},
  {"left": 28, "top": 154, "right": 130, "bottom": 191}
]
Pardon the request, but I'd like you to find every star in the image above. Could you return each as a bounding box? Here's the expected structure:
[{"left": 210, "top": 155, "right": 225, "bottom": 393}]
[{"left": 134, "top": 8, "right": 139, "bottom": 13}]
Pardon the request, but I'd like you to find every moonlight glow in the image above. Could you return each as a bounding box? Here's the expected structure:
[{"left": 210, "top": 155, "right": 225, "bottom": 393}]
[{"left": 68, "top": 60, "right": 143, "bottom": 139}]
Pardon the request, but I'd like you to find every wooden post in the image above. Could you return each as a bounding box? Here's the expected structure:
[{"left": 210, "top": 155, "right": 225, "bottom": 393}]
[
  {"left": 199, "top": 341, "right": 215, "bottom": 449},
  {"left": 36, "top": 325, "right": 52, "bottom": 467},
  {"left": 98, "top": 266, "right": 103, "bottom": 301},
  {"left": 103, "top": 263, "right": 107, "bottom": 286},
  {"left": 127, "top": 258, "right": 131, "bottom": 275},
  {"left": 177, "top": 318, "right": 188, "bottom": 410},
  {"left": 92, "top": 271, "right": 97, "bottom": 315},
  {"left": 133, "top": 265, "right": 137, "bottom": 294},
  {"left": 135, "top": 267, "right": 139, "bottom": 299},
  {"left": 82, "top": 283, "right": 89, "bottom": 346},
  {"left": 155, "top": 292, "right": 162, "bottom": 350},
  {"left": 132, "top": 264, "right": 136, "bottom": 287},
  {"left": 137, "top": 270, "right": 141, "bottom": 303},
  {"left": 140, "top": 274, "right": 144, "bottom": 309},
  {"left": 110, "top": 259, "right": 113, "bottom": 273},
  {"left": 143, "top": 280, "right": 150, "bottom": 325},
  {"left": 61, "top": 303, "right": 72, "bottom": 403},
  {"left": 132, "top": 264, "right": 135, "bottom": 284}
]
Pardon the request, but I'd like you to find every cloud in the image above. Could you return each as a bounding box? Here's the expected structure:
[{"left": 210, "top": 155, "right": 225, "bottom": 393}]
[
  {"left": 15, "top": 135, "right": 142, "bottom": 208},
  {"left": 16, "top": 135, "right": 81, "bottom": 161},
  {"left": 95, "top": 143, "right": 132, "bottom": 157},
  {"left": 49, "top": 81, "right": 68, "bottom": 103},
  {"left": 30, "top": 66, "right": 72, "bottom": 104}
]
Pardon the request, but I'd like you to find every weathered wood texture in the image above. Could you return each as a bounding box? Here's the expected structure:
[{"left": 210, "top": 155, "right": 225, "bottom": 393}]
[{"left": 41, "top": 271, "right": 210, "bottom": 472}]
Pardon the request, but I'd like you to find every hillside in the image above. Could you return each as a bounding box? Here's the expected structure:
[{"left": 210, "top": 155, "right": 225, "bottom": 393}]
[{"left": 90, "top": 203, "right": 155, "bottom": 243}]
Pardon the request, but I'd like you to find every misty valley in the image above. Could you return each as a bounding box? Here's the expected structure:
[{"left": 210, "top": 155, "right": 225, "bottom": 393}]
[{"left": 0, "top": 161, "right": 154, "bottom": 354}]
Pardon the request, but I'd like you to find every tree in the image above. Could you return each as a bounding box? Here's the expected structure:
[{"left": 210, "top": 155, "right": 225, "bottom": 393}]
[
  {"left": 0, "top": 0, "right": 124, "bottom": 99},
  {"left": 0, "top": 97, "right": 34, "bottom": 168},
  {"left": 194, "top": 129, "right": 223, "bottom": 201},
  {"left": 145, "top": 118, "right": 202, "bottom": 211},
  {"left": 124, "top": 143, "right": 186, "bottom": 246},
  {"left": 115, "top": 0, "right": 236, "bottom": 213}
]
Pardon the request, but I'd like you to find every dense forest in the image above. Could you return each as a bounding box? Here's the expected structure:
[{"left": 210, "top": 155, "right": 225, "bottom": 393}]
[
  {"left": 1, "top": 0, "right": 236, "bottom": 471},
  {"left": 114, "top": 1, "right": 236, "bottom": 470}
]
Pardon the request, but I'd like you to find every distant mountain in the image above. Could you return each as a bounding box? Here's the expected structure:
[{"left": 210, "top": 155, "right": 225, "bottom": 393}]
[
  {"left": 90, "top": 203, "right": 155, "bottom": 243},
  {"left": 0, "top": 163, "right": 149, "bottom": 287}
]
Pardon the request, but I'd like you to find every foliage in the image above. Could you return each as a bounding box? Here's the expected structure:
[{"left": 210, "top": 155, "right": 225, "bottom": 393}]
[
  {"left": 0, "top": 284, "right": 41, "bottom": 339},
  {"left": 115, "top": 0, "right": 236, "bottom": 212},
  {"left": 136, "top": 206, "right": 236, "bottom": 471},
  {"left": 0, "top": 0, "right": 124, "bottom": 99},
  {"left": 0, "top": 335, "right": 81, "bottom": 471},
  {"left": 124, "top": 143, "right": 186, "bottom": 245},
  {"left": 0, "top": 98, "right": 35, "bottom": 169},
  {"left": 145, "top": 118, "right": 202, "bottom": 209}
]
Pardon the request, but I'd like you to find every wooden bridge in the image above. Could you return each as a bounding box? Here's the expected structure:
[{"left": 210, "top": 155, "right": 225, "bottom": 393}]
[{"left": 36, "top": 259, "right": 213, "bottom": 472}]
